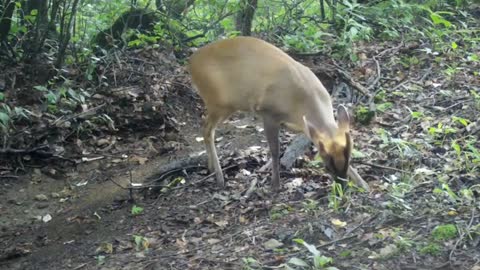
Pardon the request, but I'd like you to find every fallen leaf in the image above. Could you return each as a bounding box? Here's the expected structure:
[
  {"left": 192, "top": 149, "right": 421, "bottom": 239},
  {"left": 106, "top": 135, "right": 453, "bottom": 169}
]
[
  {"left": 331, "top": 219, "right": 347, "bottom": 228},
  {"left": 207, "top": 238, "right": 221, "bottom": 244},
  {"left": 379, "top": 244, "right": 397, "bottom": 257},
  {"left": 95, "top": 243, "right": 113, "bottom": 254},
  {"left": 263, "top": 238, "right": 283, "bottom": 250}
]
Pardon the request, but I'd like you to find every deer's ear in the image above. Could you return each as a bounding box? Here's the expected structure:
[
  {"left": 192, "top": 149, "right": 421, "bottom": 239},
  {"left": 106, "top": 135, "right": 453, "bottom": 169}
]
[
  {"left": 303, "top": 116, "right": 329, "bottom": 154},
  {"left": 337, "top": 105, "right": 350, "bottom": 132}
]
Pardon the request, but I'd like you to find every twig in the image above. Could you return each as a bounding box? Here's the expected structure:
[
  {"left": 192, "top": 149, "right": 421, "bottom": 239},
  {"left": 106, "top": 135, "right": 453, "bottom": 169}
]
[
  {"left": 367, "top": 56, "right": 381, "bottom": 91},
  {"left": 391, "top": 79, "right": 411, "bottom": 91},
  {"left": 449, "top": 208, "right": 476, "bottom": 263},
  {"left": 317, "top": 234, "right": 358, "bottom": 248},
  {"left": 144, "top": 165, "right": 206, "bottom": 184},
  {"left": 375, "top": 40, "right": 405, "bottom": 59},
  {"left": 52, "top": 103, "right": 106, "bottom": 127},
  {"left": 346, "top": 212, "right": 380, "bottom": 235},
  {"left": 0, "top": 175, "right": 19, "bottom": 179},
  {"left": 356, "top": 161, "right": 409, "bottom": 174},
  {"left": 415, "top": 64, "right": 433, "bottom": 84},
  {"left": 347, "top": 165, "right": 370, "bottom": 192}
]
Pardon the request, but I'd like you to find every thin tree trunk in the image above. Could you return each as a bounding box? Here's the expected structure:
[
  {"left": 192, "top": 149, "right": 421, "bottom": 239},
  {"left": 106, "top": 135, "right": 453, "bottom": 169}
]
[
  {"left": 235, "top": 0, "right": 257, "bottom": 36},
  {"left": 319, "top": 0, "right": 325, "bottom": 21},
  {"left": 0, "top": 0, "right": 15, "bottom": 42},
  {"left": 56, "top": 0, "right": 80, "bottom": 68}
]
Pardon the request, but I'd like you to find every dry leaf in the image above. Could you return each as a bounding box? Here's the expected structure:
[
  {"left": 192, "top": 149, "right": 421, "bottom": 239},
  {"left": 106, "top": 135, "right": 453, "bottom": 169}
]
[{"left": 331, "top": 218, "right": 347, "bottom": 228}]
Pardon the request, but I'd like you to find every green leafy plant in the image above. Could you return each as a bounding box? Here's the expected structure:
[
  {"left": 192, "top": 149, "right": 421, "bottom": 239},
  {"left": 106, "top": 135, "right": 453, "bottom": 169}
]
[
  {"left": 133, "top": 235, "right": 149, "bottom": 251},
  {"left": 131, "top": 205, "right": 144, "bottom": 216},
  {"left": 419, "top": 243, "right": 441, "bottom": 256},
  {"left": 270, "top": 204, "right": 293, "bottom": 220},
  {"left": 288, "top": 239, "right": 339, "bottom": 270},
  {"left": 242, "top": 257, "right": 261, "bottom": 269},
  {"left": 328, "top": 182, "right": 345, "bottom": 211},
  {"left": 0, "top": 104, "right": 31, "bottom": 135},
  {"left": 354, "top": 105, "right": 375, "bottom": 125}
]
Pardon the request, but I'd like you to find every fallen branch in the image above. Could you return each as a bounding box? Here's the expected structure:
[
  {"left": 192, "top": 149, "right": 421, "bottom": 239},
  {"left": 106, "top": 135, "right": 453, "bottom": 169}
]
[
  {"left": 52, "top": 103, "right": 106, "bottom": 128},
  {"left": 0, "top": 145, "right": 53, "bottom": 158}
]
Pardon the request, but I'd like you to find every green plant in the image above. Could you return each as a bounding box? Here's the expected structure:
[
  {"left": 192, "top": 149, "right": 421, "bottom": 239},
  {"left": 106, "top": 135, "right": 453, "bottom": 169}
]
[
  {"left": 133, "top": 235, "right": 149, "bottom": 251},
  {"left": 395, "top": 236, "right": 414, "bottom": 252},
  {"left": 471, "top": 90, "right": 480, "bottom": 110},
  {"left": 288, "top": 239, "right": 339, "bottom": 270},
  {"left": 354, "top": 105, "right": 375, "bottom": 125},
  {"left": 270, "top": 204, "right": 293, "bottom": 220},
  {"left": 242, "top": 257, "right": 261, "bottom": 269},
  {"left": 419, "top": 243, "right": 441, "bottom": 256},
  {"left": 433, "top": 178, "right": 461, "bottom": 203},
  {"left": 302, "top": 199, "right": 320, "bottom": 214},
  {"left": 376, "top": 102, "right": 393, "bottom": 113},
  {"left": 0, "top": 104, "right": 31, "bottom": 135},
  {"left": 131, "top": 205, "right": 144, "bottom": 216},
  {"left": 427, "top": 122, "right": 457, "bottom": 144},
  {"left": 96, "top": 255, "right": 106, "bottom": 265},
  {"left": 410, "top": 111, "right": 424, "bottom": 120},
  {"left": 328, "top": 182, "right": 345, "bottom": 211}
]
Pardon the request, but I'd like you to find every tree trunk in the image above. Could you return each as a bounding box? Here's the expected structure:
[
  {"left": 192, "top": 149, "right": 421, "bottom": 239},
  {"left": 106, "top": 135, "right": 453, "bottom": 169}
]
[
  {"left": 56, "top": 0, "right": 80, "bottom": 68},
  {"left": 235, "top": 0, "right": 257, "bottom": 36},
  {"left": 21, "top": 0, "right": 49, "bottom": 58},
  {"left": 0, "top": 0, "right": 15, "bottom": 42},
  {"left": 319, "top": 0, "right": 325, "bottom": 21}
]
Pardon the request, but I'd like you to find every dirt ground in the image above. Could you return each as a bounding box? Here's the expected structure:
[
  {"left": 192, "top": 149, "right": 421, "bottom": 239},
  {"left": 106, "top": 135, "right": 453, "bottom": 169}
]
[{"left": 1, "top": 40, "right": 479, "bottom": 270}]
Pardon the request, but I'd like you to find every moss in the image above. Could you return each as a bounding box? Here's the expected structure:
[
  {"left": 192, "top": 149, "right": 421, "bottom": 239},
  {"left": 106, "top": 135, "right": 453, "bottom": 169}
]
[
  {"left": 419, "top": 243, "right": 441, "bottom": 256},
  {"left": 432, "top": 224, "right": 458, "bottom": 241}
]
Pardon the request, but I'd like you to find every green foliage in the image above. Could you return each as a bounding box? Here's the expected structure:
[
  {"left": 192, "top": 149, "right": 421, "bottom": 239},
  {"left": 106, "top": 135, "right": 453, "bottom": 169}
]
[
  {"left": 289, "top": 239, "right": 339, "bottom": 270},
  {"left": 133, "top": 235, "right": 149, "bottom": 251},
  {"left": 131, "top": 205, "right": 144, "bottom": 216},
  {"left": 419, "top": 243, "right": 441, "bottom": 256},
  {"left": 354, "top": 105, "right": 375, "bottom": 125},
  {"left": 432, "top": 224, "right": 458, "bottom": 241},
  {"left": 302, "top": 199, "right": 320, "bottom": 214},
  {"left": 0, "top": 104, "right": 31, "bottom": 135},
  {"left": 242, "top": 257, "right": 261, "bottom": 269},
  {"left": 270, "top": 204, "right": 292, "bottom": 220},
  {"left": 328, "top": 182, "right": 344, "bottom": 211},
  {"left": 376, "top": 102, "right": 393, "bottom": 113}
]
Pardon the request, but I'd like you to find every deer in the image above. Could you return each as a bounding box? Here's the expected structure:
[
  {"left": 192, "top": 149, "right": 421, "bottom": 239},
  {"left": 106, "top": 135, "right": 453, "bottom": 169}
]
[{"left": 188, "top": 36, "right": 369, "bottom": 192}]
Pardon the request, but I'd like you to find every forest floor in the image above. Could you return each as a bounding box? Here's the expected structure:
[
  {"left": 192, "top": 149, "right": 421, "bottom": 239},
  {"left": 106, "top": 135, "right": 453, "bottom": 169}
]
[{"left": 1, "top": 36, "right": 480, "bottom": 270}]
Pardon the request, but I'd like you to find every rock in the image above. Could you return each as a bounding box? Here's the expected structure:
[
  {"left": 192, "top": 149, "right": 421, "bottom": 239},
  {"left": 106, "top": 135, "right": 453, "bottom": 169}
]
[
  {"left": 36, "top": 203, "right": 49, "bottom": 209},
  {"left": 34, "top": 194, "right": 49, "bottom": 201}
]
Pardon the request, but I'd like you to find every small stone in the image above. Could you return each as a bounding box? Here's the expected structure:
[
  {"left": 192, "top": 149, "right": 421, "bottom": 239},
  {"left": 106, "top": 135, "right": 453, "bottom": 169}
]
[
  {"left": 34, "top": 194, "right": 49, "bottom": 201},
  {"left": 37, "top": 203, "right": 49, "bottom": 209},
  {"left": 51, "top": 192, "right": 60, "bottom": 198},
  {"left": 96, "top": 138, "right": 110, "bottom": 147}
]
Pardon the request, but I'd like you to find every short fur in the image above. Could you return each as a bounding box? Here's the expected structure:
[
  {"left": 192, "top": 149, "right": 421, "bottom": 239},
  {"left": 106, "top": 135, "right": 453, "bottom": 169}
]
[{"left": 189, "top": 36, "right": 364, "bottom": 192}]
